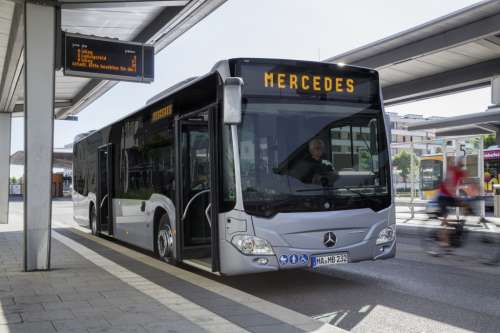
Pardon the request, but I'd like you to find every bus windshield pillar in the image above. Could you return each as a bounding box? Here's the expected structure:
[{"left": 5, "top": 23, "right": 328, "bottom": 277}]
[
  {"left": 230, "top": 125, "right": 244, "bottom": 211},
  {"left": 0, "top": 113, "right": 11, "bottom": 225},
  {"left": 23, "top": 2, "right": 56, "bottom": 271}
]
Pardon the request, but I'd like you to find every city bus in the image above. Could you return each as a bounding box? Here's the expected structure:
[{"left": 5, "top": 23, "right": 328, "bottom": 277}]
[
  {"left": 73, "top": 58, "right": 395, "bottom": 275},
  {"left": 420, "top": 155, "right": 445, "bottom": 200}
]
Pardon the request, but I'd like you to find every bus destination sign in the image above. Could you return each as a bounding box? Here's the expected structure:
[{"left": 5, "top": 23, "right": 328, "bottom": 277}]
[
  {"left": 238, "top": 62, "right": 378, "bottom": 103},
  {"left": 64, "top": 33, "right": 154, "bottom": 82}
]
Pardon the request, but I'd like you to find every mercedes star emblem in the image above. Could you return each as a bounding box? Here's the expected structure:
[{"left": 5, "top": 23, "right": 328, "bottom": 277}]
[{"left": 323, "top": 232, "right": 336, "bottom": 247}]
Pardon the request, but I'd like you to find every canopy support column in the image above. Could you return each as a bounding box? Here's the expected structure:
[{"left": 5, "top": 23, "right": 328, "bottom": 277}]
[
  {"left": 491, "top": 76, "right": 500, "bottom": 145},
  {"left": 492, "top": 76, "right": 500, "bottom": 106},
  {"left": 410, "top": 139, "right": 415, "bottom": 219},
  {"left": 479, "top": 136, "right": 485, "bottom": 219},
  {"left": 0, "top": 113, "right": 11, "bottom": 224},
  {"left": 23, "top": 2, "right": 56, "bottom": 271}
]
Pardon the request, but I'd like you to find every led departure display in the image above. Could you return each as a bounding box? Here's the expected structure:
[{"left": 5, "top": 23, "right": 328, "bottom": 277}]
[{"left": 64, "top": 33, "right": 154, "bottom": 82}]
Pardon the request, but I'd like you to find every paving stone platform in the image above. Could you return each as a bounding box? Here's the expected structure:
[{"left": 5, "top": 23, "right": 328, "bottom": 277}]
[{"left": 0, "top": 202, "right": 342, "bottom": 333}]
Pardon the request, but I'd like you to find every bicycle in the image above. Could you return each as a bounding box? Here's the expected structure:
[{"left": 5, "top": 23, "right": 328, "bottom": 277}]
[
  {"left": 422, "top": 196, "right": 499, "bottom": 258},
  {"left": 421, "top": 197, "right": 471, "bottom": 256},
  {"left": 421, "top": 218, "right": 468, "bottom": 256}
]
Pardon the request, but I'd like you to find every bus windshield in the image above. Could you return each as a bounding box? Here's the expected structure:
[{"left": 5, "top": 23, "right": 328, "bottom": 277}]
[{"left": 238, "top": 100, "right": 390, "bottom": 217}]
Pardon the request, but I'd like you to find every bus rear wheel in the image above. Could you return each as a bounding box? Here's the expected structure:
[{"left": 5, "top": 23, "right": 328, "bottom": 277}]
[{"left": 157, "top": 215, "right": 174, "bottom": 263}]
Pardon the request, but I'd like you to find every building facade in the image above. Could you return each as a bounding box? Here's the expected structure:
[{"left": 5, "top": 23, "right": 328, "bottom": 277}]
[{"left": 388, "top": 112, "right": 444, "bottom": 157}]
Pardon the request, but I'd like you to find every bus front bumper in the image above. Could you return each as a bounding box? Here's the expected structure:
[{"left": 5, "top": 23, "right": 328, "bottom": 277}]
[
  {"left": 273, "top": 237, "right": 396, "bottom": 270},
  {"left": 219, "top": 237, "right": 396, "bottom": 275}
]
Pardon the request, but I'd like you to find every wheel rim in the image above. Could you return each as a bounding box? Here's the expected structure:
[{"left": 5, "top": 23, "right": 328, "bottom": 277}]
[{"left": 158, "top": 225, "right": 173, "bottom": 259}]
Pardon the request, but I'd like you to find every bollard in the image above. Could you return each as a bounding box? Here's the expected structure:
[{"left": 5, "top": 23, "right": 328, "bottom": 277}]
[{"left": 495, "top": 185, "right": 500, "bottom": 218}]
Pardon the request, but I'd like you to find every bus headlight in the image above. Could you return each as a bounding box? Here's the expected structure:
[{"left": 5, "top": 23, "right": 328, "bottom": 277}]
[
  {"left": 231, "top": 235, "right": 274, "bottom": 255},
  {"left": 376, "top": 226, "right": 395, "bottom": 245}
]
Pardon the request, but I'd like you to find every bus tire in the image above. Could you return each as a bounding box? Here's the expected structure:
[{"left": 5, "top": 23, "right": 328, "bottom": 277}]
[
  {"left": 90, "top": 204, "right": 98, "bottom": 236},
  {"left": 156, "top": 214, "right": 175, "bottom": 264}
]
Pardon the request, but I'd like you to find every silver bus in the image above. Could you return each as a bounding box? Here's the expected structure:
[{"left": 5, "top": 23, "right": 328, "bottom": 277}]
[{"left": 73, "top": 58, "right": 396, "bottom": 275}]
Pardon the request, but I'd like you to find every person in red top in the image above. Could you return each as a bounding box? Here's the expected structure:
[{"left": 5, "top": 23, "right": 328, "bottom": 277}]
[{"left": 437, "top": 156, "right": 468, "bottom": 246}]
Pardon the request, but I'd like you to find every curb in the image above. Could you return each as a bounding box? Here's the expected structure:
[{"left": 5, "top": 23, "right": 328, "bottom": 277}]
[{"left": 396, "top": 223, "right": 500, "bottom": 240}]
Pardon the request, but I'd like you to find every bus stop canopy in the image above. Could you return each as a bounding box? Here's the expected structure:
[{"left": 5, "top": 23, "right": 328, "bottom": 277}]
[
  {"left": 0, "top": 0, "right": 226, "bottom": 119},
  {"left": 10, "top": 148, "right": 73, "bottom": 169},
  {"left": 0, "top": 0, "right": 227, "bottom": 270},
  {"left": 407, "top": 105, "right": 500, "bottom": 138},
  {"left": 325, "top": 0, "right": 500, "bottom": 106}
]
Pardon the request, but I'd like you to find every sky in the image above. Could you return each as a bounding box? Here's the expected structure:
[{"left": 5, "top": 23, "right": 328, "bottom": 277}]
[{"left": 9, "top": 0, "right": 490, "bottom": 177}]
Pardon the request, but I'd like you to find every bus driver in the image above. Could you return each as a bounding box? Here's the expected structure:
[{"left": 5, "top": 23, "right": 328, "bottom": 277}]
[{"left": 297, "top": 138, "right": 337, "bottom": 185}]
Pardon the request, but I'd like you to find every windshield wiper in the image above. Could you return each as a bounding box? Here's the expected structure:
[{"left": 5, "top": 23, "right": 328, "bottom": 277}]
[
  {"left": 296, "top": 186, "right": 382, "bottom": 204},
  {"left": 243, "top": 188, "right": 300, "bottom": 207},
  {"left": 254, "top": 195, "right": 306, "bottom": 215},
  {"left": 296, "top": 187, "right": 334, "bottom": 192}
]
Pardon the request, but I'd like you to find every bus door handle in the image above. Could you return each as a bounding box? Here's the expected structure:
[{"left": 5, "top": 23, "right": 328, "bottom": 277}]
[
  {"left": 205, "top": 203, "right": 212, "bottom": 228},
  {"left": 182, "top": 189, "right": 210, "bottom": 221},
  {"left": 99, "top": 194, "right": 109, "bottom": 209}
]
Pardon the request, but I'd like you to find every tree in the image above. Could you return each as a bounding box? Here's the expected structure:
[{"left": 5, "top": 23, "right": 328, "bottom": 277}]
[
  {"left": 392, "top": 150, "right": 419, "bottom": 191},
  {"left": 9, "top": 176, "right": 17, "bottom": 185},
  {"left": 484, "top": 134, "right": 497, "bottom": 149}
]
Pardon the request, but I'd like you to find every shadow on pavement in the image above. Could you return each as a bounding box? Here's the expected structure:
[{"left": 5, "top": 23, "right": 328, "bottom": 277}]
[{"left": 208, "top": 264, "right": 500, "bottom": 332}]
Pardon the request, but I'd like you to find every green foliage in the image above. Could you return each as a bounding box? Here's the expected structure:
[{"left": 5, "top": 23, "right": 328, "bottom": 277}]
[
  {"left": 359, "top": 150, "right": 372, "bottom": 170},
  {"left": 484, "top": 134, "right": 496, "bottom": 149},
  {"left": 9, "top": 176, "right": 17, "bottom": 185},
  {"left": 392, "top": 150, "right": 419, "bottom": 183}
]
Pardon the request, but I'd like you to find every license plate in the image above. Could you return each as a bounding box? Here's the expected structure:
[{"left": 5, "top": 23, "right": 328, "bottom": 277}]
[{"left": 311, "top": 253, "right": 349, "bottom": 268}]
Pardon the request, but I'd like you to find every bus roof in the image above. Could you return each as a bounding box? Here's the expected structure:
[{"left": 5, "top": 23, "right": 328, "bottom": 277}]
[
  {"left": 73, "top": 58, "right": 380, "bottom": 145},
  {"left": 228, "top": 58, "right": 379, "bottom": 75}
]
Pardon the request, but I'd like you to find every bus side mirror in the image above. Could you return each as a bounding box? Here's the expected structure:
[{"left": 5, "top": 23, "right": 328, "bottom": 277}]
[{"left": 223, "top": 77, "right": 244, "bottom": 124}]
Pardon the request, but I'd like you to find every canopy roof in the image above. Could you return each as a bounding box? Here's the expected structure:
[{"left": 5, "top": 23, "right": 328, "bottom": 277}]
[
  {"left": 326, "top": 0, "right": 500, "bottom": 105},
  {"left": 0, "top": 0, "right": 226, "bottom": 119},
  {"left": 11, "top": 148, "right": 73, "bottom": 169},
  {"left": 407, "top": 106, "right": 500, "bottom": 137}
]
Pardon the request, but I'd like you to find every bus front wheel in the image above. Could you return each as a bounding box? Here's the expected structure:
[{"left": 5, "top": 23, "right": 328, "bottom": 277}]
[{"left": 156, "top": 215, "right": 175, "bottom": 263}]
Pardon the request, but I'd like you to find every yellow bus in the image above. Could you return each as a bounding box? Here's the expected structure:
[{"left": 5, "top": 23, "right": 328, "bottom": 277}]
[
  {"left": 420, "top": 148, "right": 499, "bottom": 207},
  {"left": 420, "top": 155, "right": 445, "bottom": 200}
]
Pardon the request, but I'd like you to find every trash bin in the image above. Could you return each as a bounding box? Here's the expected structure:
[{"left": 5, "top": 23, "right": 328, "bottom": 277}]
[{"left": 495, "top": 185, "right": 500, "bottom": 217}]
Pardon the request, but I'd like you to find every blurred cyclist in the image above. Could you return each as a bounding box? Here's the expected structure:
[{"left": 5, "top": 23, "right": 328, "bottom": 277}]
[{"left": 437, "top": 156, "right": 468, "bottom": 247}]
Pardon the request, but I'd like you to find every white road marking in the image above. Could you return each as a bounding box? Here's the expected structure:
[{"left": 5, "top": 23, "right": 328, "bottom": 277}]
[
  {"left": 52, "top": 228, "right": 250, "bottom": 333},
  {"left": 52, "top": 219, "right": 344, "bottom": 332}
]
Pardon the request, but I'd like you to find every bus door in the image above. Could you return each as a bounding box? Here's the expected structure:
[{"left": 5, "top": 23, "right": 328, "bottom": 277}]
[
  {"left": 175, "top": 108, "right": 220, "bottom": 272},
  {"left": 97, "top": 144, "right": 113, "bottom": 235}
]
